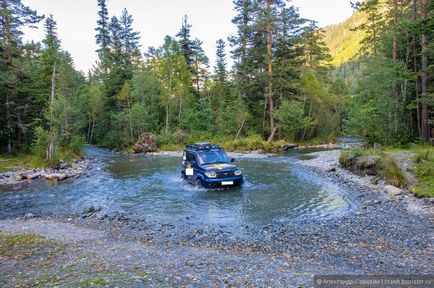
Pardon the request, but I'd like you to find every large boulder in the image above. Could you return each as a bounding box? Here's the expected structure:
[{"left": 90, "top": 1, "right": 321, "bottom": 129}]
[{"left": 132, "top": 133, "right": 157, "bottom": 153}]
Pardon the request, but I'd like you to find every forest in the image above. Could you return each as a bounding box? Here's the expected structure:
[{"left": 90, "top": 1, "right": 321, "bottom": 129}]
[{"left": 0, "top": 0, "right": 433, "bottom": 164}]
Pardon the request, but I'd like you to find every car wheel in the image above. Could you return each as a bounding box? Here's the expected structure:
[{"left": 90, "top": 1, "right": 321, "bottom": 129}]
[
  {"left": 181, "top": 172, "right": 187, "bottom": 180},
  {"left": 195, "top": 179, "right": 204, "bottom": 188}
]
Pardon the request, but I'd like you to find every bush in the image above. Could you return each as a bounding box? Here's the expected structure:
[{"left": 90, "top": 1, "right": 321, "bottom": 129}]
[
  {"left": 32, "top": 127, "right": 51, "bottom": 160},
  {"left": 69, "top": 135, "right": 85, "bottom": 155}
]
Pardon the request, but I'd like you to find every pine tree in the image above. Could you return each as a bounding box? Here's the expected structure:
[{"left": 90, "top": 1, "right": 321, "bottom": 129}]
[
  {"left": 211, "top": 39, "right": 231, "bottom": 114},
  {"left": 104, "top": 16, "right": 128, "bottom": 108},
  {"left": 43, "top": 15, "right": 60, "bottom": 51},
  {"left": 176, "top": 15, "right": 194, "bottom": 66},
  {"left": 119, "top": 8, "right": 141, "bottom": 64},
  {"left": 214, "top": 39, "right": 227, "bottom": 82},
  {"left": 191, "top": 38, "right": 209, "bottom": 92},
  {"left": 229, "top": 0, "right": 255, "bottom": 99},
  {"left": 0, "top": 0, "right": 43, "bottom": 152},
  {"left": 95, "top": 0, "right": 110, "bottom": 66}
]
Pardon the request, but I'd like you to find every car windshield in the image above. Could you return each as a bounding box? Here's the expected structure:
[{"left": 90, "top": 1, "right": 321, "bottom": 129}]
[{"left": 197, "top": 150, "right": 230, "bottom": 165}]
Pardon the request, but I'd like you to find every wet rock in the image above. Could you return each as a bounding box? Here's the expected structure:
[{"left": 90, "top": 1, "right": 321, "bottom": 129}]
[
  {"left": 371, "top": 176, "right": 381, "bottom": 185},
  {"left": 59, "top": 162, "right": 70, "bottom": 170},
  {"left": 24, "top": 212, "right": 35, "bottom": 219},
  {"left": 385, "top": 185, "right": 402, "bottom": 196},
  {"left": 83, "top": 205, "right": 95, "bottom": 214},
  {"left": 132, "top": 132, "right": 157, "bottom": 153},
  {"left": 44, "top": 173, "right": 67, "bottom": 181},
  {"left": 283, "top": 143, "right": 299, "bottom": 150}
]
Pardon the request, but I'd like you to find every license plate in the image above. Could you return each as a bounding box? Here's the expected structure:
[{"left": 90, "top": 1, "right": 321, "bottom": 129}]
[
  {"left": 186, "top": 168, "right": 194, "bottom": 176},
  {"left": 221, "top": 181, "right": 233, "bottom": 186}
]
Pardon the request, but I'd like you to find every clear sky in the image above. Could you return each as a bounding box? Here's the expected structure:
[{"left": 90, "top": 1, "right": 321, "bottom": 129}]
[{"left": 22, "top": 0, "right": 354, "bottom": 73}]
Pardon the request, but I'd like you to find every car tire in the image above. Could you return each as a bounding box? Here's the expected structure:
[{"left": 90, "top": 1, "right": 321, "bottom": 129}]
[
  {"left": 195, "top": 179, "right": 204, "bottom": 188},
  {"left": 181, "top": 172, "right": 187, "bottom": 180}
]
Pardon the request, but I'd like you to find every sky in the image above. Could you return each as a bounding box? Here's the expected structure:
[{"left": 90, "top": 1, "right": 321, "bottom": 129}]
[{"left": 22, "top": 0, "right": 354, "bottom": 73}]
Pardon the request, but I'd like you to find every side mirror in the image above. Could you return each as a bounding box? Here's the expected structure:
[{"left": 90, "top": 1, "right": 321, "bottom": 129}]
[
  {"left": 190, "top": 160, "right": 197, "bottom": 166},
  {"left": 231, "top": 158, "right": 235, "bottom": 163}
]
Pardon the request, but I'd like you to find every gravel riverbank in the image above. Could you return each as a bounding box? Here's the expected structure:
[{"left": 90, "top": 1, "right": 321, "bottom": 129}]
[
  {"left": 0, "top": 157, "right": 99, "bottom": 189},
  {"left": 0, "top": 150, "right": 433, "bottom": 287}
]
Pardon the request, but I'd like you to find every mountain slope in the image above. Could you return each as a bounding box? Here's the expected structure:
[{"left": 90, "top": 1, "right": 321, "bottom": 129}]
[{"left": 323, "top": 10, "right": 366, "bottom": 66}]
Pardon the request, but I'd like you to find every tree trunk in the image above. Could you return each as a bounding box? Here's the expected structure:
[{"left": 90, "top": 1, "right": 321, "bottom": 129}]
[
  {"left": 48, "top": 63, "right": 56, "bottom": 160},
  {"left": 412, "top": 0, "right": 421, "bottom": 137},
  {"left": 392, "top": 0, "right": 399, "bottom": 133},
  {"left": 127, "top": 97, "right": 133, "bottom": 139},
  {"left": 392, "top": 0, "right": 398, "bottom": 62},
  {"left": 420, "top": 0, "right": 429, "bottom": 139},
  {"left": 266, "top": 0, "right": 276, "bottom": 142},
  {"left": 2, "top": 0, "right": 12, "bottom": 153},
  {"left": 235, "top": 112, "right": 247, "bottom": 140},
  {"left": 165, "top": 104, "right": 170, "bottom": 134}
]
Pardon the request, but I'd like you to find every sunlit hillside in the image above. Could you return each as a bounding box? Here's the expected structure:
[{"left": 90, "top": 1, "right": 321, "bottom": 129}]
[{"left": 323, "top": 10, "right": 366, "bottom": 66}]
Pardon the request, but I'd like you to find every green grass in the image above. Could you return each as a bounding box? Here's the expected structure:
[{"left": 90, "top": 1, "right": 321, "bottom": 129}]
[
  {"left": 341, "top": 145, "right": 434, "bottom": 197},
  {"left": 380, "top": 156, "right": 407, "bottom": 188},
  {"left": 0, "top": 233, "right": 66, "bottom": 260},
  {"left": 156, "top": 134, "right": 335, "bottom": 153},
  {"left": 413, "top": 148, "right": 434, "bottom": 197},
  {"left": 340, "top": 149, "right": 407, "bottom": 187},
  {"left": 0, "top": 148, "right": 84, "bottom": 173},
  {"left": 0, "top": 154, "right": 35, "bottom": 172}
]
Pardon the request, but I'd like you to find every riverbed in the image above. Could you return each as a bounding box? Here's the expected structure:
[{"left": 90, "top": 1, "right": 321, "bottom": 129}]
[
  {"left": 0, "top": 147, "right": 432, "bottom": 287},
  {"left": 0, "top": 146, "right": 357, "bottom": 225}
]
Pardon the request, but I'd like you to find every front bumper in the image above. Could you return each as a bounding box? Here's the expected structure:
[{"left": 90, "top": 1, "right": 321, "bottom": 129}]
[{"left": 202, "top": 176, "right": 244, "bottom": 188}]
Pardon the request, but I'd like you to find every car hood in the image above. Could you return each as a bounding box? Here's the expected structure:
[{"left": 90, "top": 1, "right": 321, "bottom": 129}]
[{"left": 203, "top": 163, "right": 238, "bottom": 172}]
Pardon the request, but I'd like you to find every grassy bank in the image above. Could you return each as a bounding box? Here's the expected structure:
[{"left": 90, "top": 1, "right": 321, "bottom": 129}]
[
  {"left": 0, "top": 149, "right": 84, "bottom": 173},
  {"left": 156, "top": 134, "right": 336, "bottom": 153},
  {"left": 0, "top": 154, "right": 35, "bottom": 172},
  {"left": 340, "top": 145, "right": 434, "bottom": 197},
  {"left": 414, "top": 148, "right": 434, "bottom": 197}
]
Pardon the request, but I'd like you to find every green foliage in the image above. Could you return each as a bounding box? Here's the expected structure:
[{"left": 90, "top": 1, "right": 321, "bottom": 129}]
[
  {"left": 1, "top": 0, "right": 432, "bottom": 165},
  {"left": 32, "top": 127, "right": 51, "bottom": 160},
  {"left": 414, "top": 148, "right": 434, "bottom": 197},
  {"left": 344, "top": 57, "right": 412, "bottom": 144},
  {"left": 275, "top": 100, "right": 316, "bottom": 141}
]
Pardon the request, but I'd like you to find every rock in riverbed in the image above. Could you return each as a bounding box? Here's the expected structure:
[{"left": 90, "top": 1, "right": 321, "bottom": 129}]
[
  {"left": 132, "top": 132, "right": 157, "bottom": 153},
  {"left": 385, "top": 185, "right": 403, "bottom": 196},
  {"left": 83, "top": 205, "right": 102, "bottom": 214},
  {"left": 1, "top": 158, "right": 97, "bottom": 187}
]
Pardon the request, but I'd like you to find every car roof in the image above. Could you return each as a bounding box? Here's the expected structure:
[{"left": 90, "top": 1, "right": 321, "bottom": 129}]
[{"left": 185, "top": 142, "right": 223, "bottom": 152}]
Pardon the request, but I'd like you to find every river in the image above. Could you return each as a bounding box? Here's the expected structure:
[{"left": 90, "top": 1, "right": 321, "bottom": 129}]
[{"left": 0, "top": 146, "right": 358, "bottom": 226}]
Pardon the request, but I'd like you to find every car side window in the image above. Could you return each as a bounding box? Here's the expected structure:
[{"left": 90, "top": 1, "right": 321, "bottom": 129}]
[{"left": 186, "top": 152, "right": 196, "bottom": 162}]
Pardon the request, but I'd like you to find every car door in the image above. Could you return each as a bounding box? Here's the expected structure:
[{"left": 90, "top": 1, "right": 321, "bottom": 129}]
[{"left": 185, "top": 152, "right": 196, "bottom": 183}]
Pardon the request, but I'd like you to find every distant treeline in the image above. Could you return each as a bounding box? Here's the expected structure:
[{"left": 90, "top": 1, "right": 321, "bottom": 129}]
[{"left": 0, "top": 0, "right": 432, "bottom": 161}]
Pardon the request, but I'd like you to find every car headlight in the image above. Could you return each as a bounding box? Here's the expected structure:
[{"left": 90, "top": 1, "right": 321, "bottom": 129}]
[
  {"left": 234, "top": 169, "right": 242, "bottom": 176},
  {"left": 205, "top": 171, "right": 217, "bottom": 178}
]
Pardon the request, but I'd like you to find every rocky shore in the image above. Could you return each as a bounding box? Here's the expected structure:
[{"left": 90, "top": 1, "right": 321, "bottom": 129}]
[
  {"left": 0, "top": 158, "right": 98, "bottom": 189},
  {"left": 298, "top": 150, "right": 434, "bottom": 214}
]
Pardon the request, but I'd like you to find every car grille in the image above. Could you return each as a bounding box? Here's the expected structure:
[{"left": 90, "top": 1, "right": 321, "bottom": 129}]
[{"left": 216, "top": 171, "right": 235, "bottom": 178}]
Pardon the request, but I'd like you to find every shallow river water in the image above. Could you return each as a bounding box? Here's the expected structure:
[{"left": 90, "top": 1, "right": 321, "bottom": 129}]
[{"left": 0, "top": 147, "right": 358, "bottom": 225}]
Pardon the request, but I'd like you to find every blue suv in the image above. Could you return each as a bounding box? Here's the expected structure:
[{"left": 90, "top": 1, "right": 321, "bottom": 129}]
[{"left": 181, "top": 142, "right": 244, "bottom": 188}]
